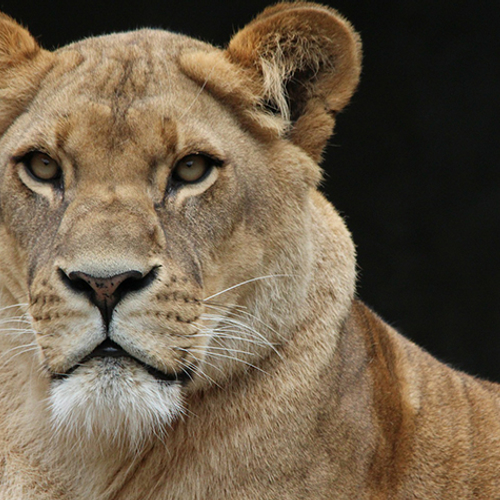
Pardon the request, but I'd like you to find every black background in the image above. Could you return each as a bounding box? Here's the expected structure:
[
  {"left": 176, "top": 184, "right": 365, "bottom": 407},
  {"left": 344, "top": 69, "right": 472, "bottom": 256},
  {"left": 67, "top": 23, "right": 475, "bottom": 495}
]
[{"left": 2, "top": 1, "right": 500, "bottom": 381}]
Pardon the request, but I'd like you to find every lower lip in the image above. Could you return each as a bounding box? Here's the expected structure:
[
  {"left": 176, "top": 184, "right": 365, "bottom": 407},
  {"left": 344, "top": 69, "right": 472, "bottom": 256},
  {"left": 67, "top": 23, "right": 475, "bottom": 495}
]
[{"left": 53, "top": 355, "right": 184, "bottom": 383}]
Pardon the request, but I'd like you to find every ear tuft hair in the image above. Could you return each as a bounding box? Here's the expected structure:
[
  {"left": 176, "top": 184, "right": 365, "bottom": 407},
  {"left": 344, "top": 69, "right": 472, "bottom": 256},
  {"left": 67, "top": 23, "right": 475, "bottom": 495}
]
[{"left": 227, "top": 2, "right": 362, "bottom": 161}]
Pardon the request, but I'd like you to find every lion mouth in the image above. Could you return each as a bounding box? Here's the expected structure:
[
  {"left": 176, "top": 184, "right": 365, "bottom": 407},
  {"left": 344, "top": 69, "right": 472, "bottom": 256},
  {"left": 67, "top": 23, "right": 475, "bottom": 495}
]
[{"left": 54, "top": 338, "right": 190, "bottom": 383}]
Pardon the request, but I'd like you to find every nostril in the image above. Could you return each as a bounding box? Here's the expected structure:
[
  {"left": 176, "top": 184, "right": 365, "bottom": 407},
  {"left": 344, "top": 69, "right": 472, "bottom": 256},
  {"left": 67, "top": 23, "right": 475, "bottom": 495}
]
[
  {"left": 59, "top": 267, "right": 159, "bottom": 324},
  {"left": 115, "top": 267, "right": 159, "bottom": 295}
]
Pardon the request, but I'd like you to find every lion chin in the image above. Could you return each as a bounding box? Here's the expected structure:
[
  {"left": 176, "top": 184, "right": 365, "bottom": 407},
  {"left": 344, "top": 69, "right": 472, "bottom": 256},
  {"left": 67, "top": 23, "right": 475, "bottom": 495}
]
[{"left": 49, "top": 358, "right": 184, "bottom": 451}]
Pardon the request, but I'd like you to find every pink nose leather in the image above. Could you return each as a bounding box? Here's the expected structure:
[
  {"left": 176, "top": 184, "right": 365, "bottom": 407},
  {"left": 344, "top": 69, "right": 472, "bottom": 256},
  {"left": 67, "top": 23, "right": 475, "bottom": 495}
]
[{"left": 67, "top": 270, "right": 143, "bottom": 323}]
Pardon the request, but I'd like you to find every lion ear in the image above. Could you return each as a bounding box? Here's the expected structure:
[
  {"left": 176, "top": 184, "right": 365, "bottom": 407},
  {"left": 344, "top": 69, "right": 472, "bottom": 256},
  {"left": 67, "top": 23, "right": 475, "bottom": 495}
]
[
  {"left": 226, "top": 2, "right": 362, "bottom": 162},
  {"left": 0, "top": 14, "right": 53, "bottom": 134}
]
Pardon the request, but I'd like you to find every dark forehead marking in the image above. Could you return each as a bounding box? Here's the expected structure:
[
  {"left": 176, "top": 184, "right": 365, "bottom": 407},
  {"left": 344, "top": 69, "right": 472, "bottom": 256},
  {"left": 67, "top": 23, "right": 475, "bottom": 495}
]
[
  {"left": 111, "top": 57, "right": 136, "bottom": 127},
  {"left": 159, "top": 116, "right": 179, "bottom": 155},
  {"left": 54, "top": 114, "right": 71, "bottom": 152}
]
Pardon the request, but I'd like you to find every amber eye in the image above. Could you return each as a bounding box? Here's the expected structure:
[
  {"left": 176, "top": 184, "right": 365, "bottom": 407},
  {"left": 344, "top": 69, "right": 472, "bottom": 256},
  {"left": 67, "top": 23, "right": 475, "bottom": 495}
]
[
  {"left": 25, "top": 152, "right": 61, "bottom": 182},
  {"left": 172, "top": 154, "right": 212, "bottom": 184}
]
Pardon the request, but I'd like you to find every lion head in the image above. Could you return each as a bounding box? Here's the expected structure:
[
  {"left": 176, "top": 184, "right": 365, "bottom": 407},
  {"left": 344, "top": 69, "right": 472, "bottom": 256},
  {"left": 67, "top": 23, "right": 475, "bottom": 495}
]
[{"left": 0, "top": 4, "right": 360, "bottom": 450}]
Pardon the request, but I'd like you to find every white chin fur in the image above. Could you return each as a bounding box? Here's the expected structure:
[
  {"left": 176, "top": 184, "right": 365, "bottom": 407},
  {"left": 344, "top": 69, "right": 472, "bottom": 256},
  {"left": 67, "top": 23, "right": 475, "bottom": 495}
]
[{"left": 49, "top": 358, "right": 184, "bottom": 451}]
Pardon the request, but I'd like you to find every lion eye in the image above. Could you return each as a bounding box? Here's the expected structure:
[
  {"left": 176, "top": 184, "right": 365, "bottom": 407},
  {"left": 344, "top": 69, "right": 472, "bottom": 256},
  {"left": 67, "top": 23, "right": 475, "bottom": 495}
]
[
  {"left": 25, "top": 152, "right": 61, "bottom": 182},
  {"left": 172, "top": 154, "right": 212, "bottom": 184}
]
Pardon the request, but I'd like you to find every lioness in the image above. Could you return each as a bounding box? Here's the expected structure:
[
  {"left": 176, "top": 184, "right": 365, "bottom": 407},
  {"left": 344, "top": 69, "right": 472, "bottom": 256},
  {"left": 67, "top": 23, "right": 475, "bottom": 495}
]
[{"left": 0, "top": 3, "right": 499, "bottom": 499}]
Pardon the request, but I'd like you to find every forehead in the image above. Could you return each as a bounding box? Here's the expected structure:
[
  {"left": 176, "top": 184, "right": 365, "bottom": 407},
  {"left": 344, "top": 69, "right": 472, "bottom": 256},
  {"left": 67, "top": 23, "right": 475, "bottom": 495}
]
[
  {"left": 54, "top": 29, "right": 209, "bottom": 100},
  {"left": 22, "top": 29, "right": 233, "bottom": 158}
]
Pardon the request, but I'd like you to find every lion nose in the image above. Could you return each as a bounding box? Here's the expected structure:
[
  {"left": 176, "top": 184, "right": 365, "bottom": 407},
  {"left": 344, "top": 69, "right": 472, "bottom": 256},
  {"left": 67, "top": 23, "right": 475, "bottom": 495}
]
[{"left": 61, "top": 268, "right": 158, "bottom": 325}]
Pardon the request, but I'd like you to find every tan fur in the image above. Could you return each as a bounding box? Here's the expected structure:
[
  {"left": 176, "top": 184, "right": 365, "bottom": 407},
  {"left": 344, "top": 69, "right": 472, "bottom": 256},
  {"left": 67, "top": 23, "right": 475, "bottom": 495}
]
[{"left": 0, "top": 4, "right": 498, "bottom": 499}]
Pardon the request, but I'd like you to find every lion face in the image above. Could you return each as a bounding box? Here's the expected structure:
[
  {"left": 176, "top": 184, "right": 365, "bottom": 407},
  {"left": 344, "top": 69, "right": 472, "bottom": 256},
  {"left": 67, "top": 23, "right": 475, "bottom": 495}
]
[
  {"left": 0, "top": 30, "right": 310, "bottom": 447},
  {"left": 0, "top": 6, "right": 360, "bottom": 448}
]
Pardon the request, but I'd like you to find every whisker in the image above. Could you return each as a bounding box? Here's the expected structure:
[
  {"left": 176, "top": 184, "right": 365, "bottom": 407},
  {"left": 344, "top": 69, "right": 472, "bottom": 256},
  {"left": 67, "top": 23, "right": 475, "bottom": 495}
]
[
  {"left": 0, "top": 345, "right": 38, "bottom": 369},
  {"left": 204, "top": 303, "right": 287, "bottom": 342},
  {"left": 207, "top": 330, "right": 274, "bottom": 348},
  {"left": 174, "top": 343, "right": 255, "bottom": 355},
  {"left": 199, "top": 313, "right": 283, "bottom": 358},
  {"left": 0, "top": 327, "right": 35, "bottom": 333},
  {"left": 0, "top": 316, "right": 31, "bottom": 324},
  {"left": 187, "top": 348, "right": 268, "bottom": 374},
  {"left": 179, "top": 357, "right": 222, "bottom": 387},
  {"left": 200, "top": 345, "right": 256, "bottom": 356},
  {"left": 187, "top": 329, "right": 262, "bottom": 348},
  {"left": 211, "top": 328, "right": 277, "bottom": 348},
  {"left": 0, "top": 303, "right": 29, "bottom": 313},
  {"left": 207, "top": 301, "right": 248, "bottom": 311},
  {"left": 0, "top": 342, "right": 38, "bottom": 358},
  {"left": 179, "top": 61, "right": 218, "bottom": 120},
  {"left": 203, "top": 274, "right": 291, "bottom": 302}
]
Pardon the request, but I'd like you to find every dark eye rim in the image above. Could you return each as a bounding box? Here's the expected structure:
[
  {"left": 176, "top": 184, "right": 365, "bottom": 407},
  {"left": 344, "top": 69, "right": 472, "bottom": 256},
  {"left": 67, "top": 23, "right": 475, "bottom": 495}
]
[
  {"left": 16, "top": 151, "right": 63, "bottom": 185},
  {"left": 169, "top": 153, "right": 222, "bottom": 187}
]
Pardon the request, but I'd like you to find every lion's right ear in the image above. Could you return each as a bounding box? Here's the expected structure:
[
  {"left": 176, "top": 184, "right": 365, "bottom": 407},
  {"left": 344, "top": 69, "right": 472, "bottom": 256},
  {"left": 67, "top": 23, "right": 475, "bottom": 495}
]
[
  {"left": 180, "top": 2, "right": 361, "bottom": 163},
  {"left": 0, "top": 14, "right": 53, "bottom": 134}
]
